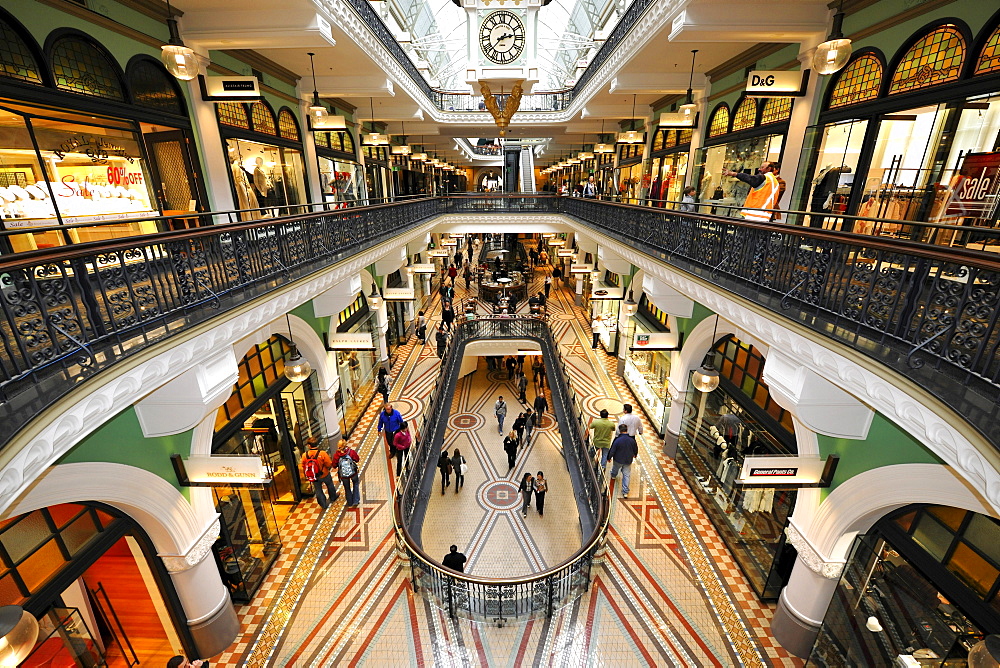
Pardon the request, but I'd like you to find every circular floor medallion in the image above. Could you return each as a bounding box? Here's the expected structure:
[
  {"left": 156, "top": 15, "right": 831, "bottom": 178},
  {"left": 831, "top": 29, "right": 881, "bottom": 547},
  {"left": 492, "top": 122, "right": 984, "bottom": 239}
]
[
  {"left": 479, "top": 480, "right": 522, "bottom": 511},
  {"left": 449, "top": 412, "right": 485, "bottom": 431},
  {"left": 391, "top": 397, "right": 423, "bottom": 418}
]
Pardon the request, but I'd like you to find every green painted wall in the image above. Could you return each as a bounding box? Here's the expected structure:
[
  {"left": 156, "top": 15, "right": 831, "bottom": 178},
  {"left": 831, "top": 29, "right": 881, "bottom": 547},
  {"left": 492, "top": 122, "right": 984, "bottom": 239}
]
[
  {"left": 674, "top": 302, "right": 713, "bottom": 340},
  {"left": 817, "top": 412, "right": 945, "bottom": 500},
  {"left": 57, "top": 407, "right": 191, "bottom": 499},
  {"left": 292, "top": 302, "right": 329, "bottom": 342}
]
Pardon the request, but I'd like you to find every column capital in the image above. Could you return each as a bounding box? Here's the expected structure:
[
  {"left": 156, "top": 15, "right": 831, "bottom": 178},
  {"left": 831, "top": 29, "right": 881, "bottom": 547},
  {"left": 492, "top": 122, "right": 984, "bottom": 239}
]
[
  {"left": 160, "top": 516, "right": 221, "bottom": 573},
  {"left": 785, "top": 520, "right": 845, "bottom": 580}
]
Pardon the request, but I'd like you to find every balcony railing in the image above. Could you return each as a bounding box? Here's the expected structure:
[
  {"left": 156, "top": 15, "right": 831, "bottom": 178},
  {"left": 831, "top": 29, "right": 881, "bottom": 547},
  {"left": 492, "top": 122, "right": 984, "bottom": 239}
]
[
  {"left": 433, "top": 90, "right": 575, "bottom": 113},
  {"left": 393, "top": 316, "right": 610, "bottom": 623}
]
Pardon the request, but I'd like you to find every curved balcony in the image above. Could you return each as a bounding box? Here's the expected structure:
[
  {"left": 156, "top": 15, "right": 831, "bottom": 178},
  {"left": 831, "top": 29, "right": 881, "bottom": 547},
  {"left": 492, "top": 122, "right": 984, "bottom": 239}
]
[{"left": 393, "top": 316, "right": 611, "bottom": 622}]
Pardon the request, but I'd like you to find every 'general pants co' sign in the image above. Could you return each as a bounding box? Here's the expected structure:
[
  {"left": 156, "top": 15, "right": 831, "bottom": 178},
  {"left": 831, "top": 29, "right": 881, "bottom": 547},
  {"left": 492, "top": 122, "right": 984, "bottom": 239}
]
[{"left": 744, "top": 70, "right": 809, "bottom": 97}]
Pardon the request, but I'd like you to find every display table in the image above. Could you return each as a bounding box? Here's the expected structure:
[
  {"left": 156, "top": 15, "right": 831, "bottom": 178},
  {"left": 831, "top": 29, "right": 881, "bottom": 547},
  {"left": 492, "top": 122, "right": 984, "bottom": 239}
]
[{"left": 480, "top": 271, "right": 528, "bottom": 303}]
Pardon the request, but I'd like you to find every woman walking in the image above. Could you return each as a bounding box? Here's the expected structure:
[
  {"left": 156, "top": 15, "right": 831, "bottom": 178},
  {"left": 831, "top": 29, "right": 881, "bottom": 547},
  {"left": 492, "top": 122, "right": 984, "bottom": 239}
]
[
  {"left": 503, "top": 429, "right": 519, "bottom": 471},
  {"left": 513, "top": 412, "right": 526, "bottom": 446},
  {"left": 441, "top": 301, "right": 455, "bottom": 331},
  {"left": 518, "top": 472, "right": 535, "bottom": 517},
  {"left": 392, "top": 420, "right": 411, "bottom": 476},
  {"left": 438, "top": 449, "right": 452, "bottom": 494},
  {"left": 376, "top": 367, "right": 391, "bottom": 403},
  {"left": 451, "top": 448, "right": 466, "bottom": 493},
  {"left": 534, "top": 471, "right": 547, "bottom": 516}
]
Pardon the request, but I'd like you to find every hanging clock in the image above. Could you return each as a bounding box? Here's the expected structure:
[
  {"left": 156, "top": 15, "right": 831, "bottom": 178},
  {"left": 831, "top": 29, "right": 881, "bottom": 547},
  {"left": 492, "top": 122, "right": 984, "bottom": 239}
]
[{"left": 479, "top": 10, "right": 526, "bottom": 65}]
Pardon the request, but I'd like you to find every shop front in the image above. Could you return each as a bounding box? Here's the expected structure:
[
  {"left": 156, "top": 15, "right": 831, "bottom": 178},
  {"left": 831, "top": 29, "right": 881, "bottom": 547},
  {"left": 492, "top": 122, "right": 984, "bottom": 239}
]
[
  {"left": 809, "top": 505, "right": 1000, "bottom": 666},
  {"left": 676, "top": 333, "right": 798, "bottom": 600},
  {"left": 315, "top": 130, "right": 365, "bottom": 206},
  {"left": 362, "top": 145, "right": 391, "bottom": 202},
  {"left": 647, "top": 128, "right": 693, "bottom": 207},
  {"left": 794, "top": 18, "right": 1000, "bottom": 243},
  {"left": 0, "top": 15, "right": 205, "bottom": 252},
  {"left": 589, "top": 270, "right": 623, "bottom": 353},
  {"left": 216, "top": 101, "right": 309, "bottom": 219},
  {"left": 615, "top": 142, "right": 645, "bottom": 202},
  {"left": 622, "top": 296, "right": 674, "bottom": 433},
  {"left": 329, "top": 293, "right": 380, "bottom": 437},
  {"left": 210, "top": 334, "right": 329, "bottom": 601},
  {"left": 2, "top": 502, "right": 195, "bottom": 666},
  {"left": 691, "top": 95, "right": 792, "bottom": 217}
]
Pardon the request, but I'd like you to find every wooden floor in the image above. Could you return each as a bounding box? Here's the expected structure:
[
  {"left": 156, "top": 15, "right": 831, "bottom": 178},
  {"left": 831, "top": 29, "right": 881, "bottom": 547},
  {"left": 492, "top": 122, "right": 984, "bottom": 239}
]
[{"left": 83, "top": 538, "right": 177, "bottom": 666}]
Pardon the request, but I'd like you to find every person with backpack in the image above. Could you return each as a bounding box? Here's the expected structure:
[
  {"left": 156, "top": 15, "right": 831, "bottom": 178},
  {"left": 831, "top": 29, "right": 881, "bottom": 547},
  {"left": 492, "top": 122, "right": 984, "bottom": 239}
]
[
  {"left": 495, "top": 395, "right": 508, "bottom": 433},
  {"left": 438, "top": 449, "right": 453, "bottom": 494},
  {"left": 376, "top": 367, "right": 392, "bottom": 402},
  {"left": 301, "top": 437, "right": 339, "bottom": 510},
  {"left": 451, "top": 448, "right": 466, "bottom": 493},
  {"left": 334, "top": 439, "right": 361, "bottom": 507},
  {"left": 392, "top": 420, "right": 412, "bottom": 476}
]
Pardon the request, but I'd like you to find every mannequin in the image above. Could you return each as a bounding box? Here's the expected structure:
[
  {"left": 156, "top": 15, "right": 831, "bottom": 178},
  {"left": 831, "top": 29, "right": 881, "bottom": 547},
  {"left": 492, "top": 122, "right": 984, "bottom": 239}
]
[
  {"left": 231, "top": 158, "right": 261, "bottom": 220},
  {"left": 809, "top": 165, "right": 851, "bottom": 227}
]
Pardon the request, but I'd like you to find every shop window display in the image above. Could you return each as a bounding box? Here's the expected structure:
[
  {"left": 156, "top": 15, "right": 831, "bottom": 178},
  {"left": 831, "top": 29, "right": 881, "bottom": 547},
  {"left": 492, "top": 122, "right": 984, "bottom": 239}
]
[
  {"left": 692, "top": 134, "right": 784, "bottom": 218},
  {"left": 212, "top": 485, "right": 279, "bottom": 604},
  {"left": 623, "top": 300, "right": 672, "bottom": 430},
  {"left": 226, "top": 138, "right": 306, "bottom": 218},
  {"left": 797, "top": 119, "right": 868, "bottom": 227}
]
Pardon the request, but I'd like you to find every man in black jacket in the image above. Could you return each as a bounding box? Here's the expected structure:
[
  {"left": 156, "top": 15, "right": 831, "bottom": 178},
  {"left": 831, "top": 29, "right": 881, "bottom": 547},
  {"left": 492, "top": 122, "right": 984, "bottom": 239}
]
[
  {"left": 533, "top": 392, "right": 548, "bottom": 419},
  {"left": 608, "top": 424, "right": 639, "bottom": 497},
  {"left": 442, "top": 545, "right": 467, "bottom": 572}
]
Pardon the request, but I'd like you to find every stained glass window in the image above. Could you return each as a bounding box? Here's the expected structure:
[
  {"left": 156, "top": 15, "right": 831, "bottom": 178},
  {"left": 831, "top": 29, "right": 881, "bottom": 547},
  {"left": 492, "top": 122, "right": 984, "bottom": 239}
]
[
  {"left": 127, "top": 58, "right": 184, "bottom": 115},
  {"left": 732, "top": 98, "right": 758, "bottom": 131},
  {"left": 342, "top": 131, "right": 355, "bottom": 154},
  {"left": 277, "top": 108, "right": 300, "bottom": 141},
  {"left": 249, "top": 102, "right": 276, "bottom": 135},
  {"left": 888, "top": 26, "right": 965, "bottom": 95},
  {"left": 49, "top": 35, "right": 124, "bottom": 100},
  {"left": 829, "top": 54, "right": 883, "bottom": 108},
  {"left": 0, "top": 18, "right": 42, "bottom": 84},
  {"left": 314, "top": 131, "right": 330, "bottom": 149},
  {"left": 677, "top": 128, "right": 693, "bottom": 145},
  {"left": 708, "top": 104, "right": 730, "bottom": 138},
  {"left": 760, "top": 97, "right": 792, "bottom": 124},
  {"left": 976, "top": 25, "right": 1000, "bottom": 75},
  {"left": 217, "top": 102, "right": 249, "bottom": 129},
  {"left": 653, "top": 129, "right": 667, "bottom": 151}
]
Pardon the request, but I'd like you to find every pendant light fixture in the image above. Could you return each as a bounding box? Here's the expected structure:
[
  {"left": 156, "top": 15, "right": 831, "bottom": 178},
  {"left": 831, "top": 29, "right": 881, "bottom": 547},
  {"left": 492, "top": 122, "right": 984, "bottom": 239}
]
[
  {"left": 411, "top": 136, "right": 427, "bottom": 162},
  {"left": 679, "top": 49, "right": 699, "bottom": 115},
  {"left": 160, "top": 0, "right": 200, "bottom": 81},
  {"left": 578, "top": 134, "right": 593, "bottom": 161},
  {"left": 813, "top": 0, "right": 852, "bottom": 75},
  {"left": 283, "top": 314, "right": 312, "bottom": 383},
  {"left": 368, "top": 284, "right": 382, "bottom": 309},
  {"left": 622, "top": 289, "right": 638, "bottom": 318},
  {"left": 0, "top": 606, "right": 38, "bottom": 666},
  {"left": 306, "top": 53, "right": 328, "bottom": 120},
  {"left": 363, "top": 98, "right": 388, "bottom": 145},
  {"left": 618, "top": 95, "right": 644, "bottom": 143},
  {"left": 391, "top": 121, "right": 412, "bottom": 155},
  {"left": 595, "top": 119, "right": 614, "bottom": 153},
  {"left": 692, "top": 315, "right": 721, "bottom": 393}
]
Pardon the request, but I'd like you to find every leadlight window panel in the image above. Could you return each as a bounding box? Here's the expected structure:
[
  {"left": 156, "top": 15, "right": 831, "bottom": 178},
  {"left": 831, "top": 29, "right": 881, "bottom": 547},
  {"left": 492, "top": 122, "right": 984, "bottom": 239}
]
[
  {"left": 217, "top": 102, "right": 249, "bottom": 129},
  {"left": 829, "top": 54, "right": 883, "bottom": 108},
  {"left": 50, "top": 36, "right": 125, "bottom": 101},
  {"left": 128, "top": 59, "right": 184, "bottom": 115},
  {"left": 760, "top": 97, "right": 792, "bottom": 125},
  {"left": 888, "top": 26, "right": 966, "bottom": 95},
  {"left": 217, "top": 335, "right": 291, "bottom": 426},
  {"left": 0, "top": 19, "right": 43, "bottom": 84},
  {"left": 338, "top": 293, "right": 365, "bottom": 324},
  {"left": 976, "top": 25, "right": 1000, "bottom": 75},
  {"left": 708, "top": 105, "right": 730, "bottom": 138},
  {"left": 732, "top": 98, "right": 758, "bottom": 131},
  {"left": 343, "top": 131, "right": 355, "bottom": 153},
  {"left": 664, "top": 130, "right": 677, "bottom": 148},
  {"left": 277, "top": 108, "right": 300, "bottom": 141},
  {"left": 314, "top": 131, "right": 329, "bottom": 148},
  {"left": 677, "top": 128, "right": 693, "bottom": 144},
  {"left": 714, "top": 335, "right": 793, "bottom": 436},
  {"left": 249, "top": 102, "right": 276, "bottom": 135}
]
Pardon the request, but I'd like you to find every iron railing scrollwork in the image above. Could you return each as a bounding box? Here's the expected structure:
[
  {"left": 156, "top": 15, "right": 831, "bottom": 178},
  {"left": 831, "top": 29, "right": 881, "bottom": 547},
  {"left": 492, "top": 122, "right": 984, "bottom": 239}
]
[{"left": 393, "top": 316, "right": 611, "bottom": 624}]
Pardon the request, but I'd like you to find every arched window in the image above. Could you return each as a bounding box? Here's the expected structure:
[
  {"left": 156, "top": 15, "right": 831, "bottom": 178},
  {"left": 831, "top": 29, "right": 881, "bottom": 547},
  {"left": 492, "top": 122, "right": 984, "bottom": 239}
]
[
  {"left": 277, "top": 108, "right": 300, "bottom": 142},
  {"left": 713, "top": 334, "right": 794, "bottom": 435},
  {"left": 248, "top": 102, "right": 276, "bottom": 135},
  {"left": 49, "top": 34, "right": 125, "bottom": 101},
  {"left": 975, "top": 24, "right": 1000, "bottom": 75},
  {"left": 707, "top": 104, "right": 730, "bottom": 138},
  {"left": 731, "top": 97, "right": 758, "bottom": 131},
  {"left": 677, "top": 128, "right": 693, "bottom": 145},
  {"left": 315, "top": 131, "right": 331, "bottom": 149},
  {"left": 0, "top": 14, "right": 43, "bottom": 84},
  {"left": 888, "top": 25, "right": 966, "bottom": 95},
  {"left": 341, "top": 130, "right": 355, "bottom": 154},
  {"left": 828, "top": 53, "right": 883, "bottom": 108},
  {"left": 760, "top": 97, "right": 792, "bottom": 124},
  {"left": 217, "top": 102, "right": 250, "bottom": 129},
  {"left": 127, "top": 57, "right": 184, "bottom": 115}
]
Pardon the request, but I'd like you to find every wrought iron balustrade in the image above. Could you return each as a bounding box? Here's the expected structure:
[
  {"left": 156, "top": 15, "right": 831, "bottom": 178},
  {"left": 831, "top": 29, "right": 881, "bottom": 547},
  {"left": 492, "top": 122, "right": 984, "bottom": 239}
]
[
  {"left": 393, "top": 316, "right": 610, "bottom": 623},
  {"left": 0, "top": 198, "right": 437, "bottom": 443}
]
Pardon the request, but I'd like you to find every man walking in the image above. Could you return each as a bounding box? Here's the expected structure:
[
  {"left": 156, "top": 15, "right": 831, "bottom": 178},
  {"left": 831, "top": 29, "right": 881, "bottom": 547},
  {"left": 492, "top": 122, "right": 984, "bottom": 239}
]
[
  {"left": 377, "top": 402, "right": 404, "bottom": 451},
  {"left": 590, "top": 409, "right": 616, "bottom": 467},
  {"left": 524, "top": 408, "right": 536, "bottom": 445},
  {"left": 495, "top": 395, "right": 508, "bottom": 433},
  {"left": 533, "top": 392, "right": 548, "bottom": 420},
  {"left": 583, "top": 175, "right": 598, "bottom": 199},
  {"left": 516, "top": 370, "right": 528, "bottom": 403},
  {"left": 435, "top": 324, "right": 449, "bottom": 358},
  {"left": 619, "top": 403, "right": 643, "bottom": 438},
  {"left": 334, "top": 439, "right": 361, "bottom": 507},
  {"left": 301, "top": 437, "right": 339, "bottom": 509},
  {"left": 442, "top": 545, "right": 467, "bottom": 572},
  {"left": 608, "top": 424, "right": 639, "bottom": 498}
]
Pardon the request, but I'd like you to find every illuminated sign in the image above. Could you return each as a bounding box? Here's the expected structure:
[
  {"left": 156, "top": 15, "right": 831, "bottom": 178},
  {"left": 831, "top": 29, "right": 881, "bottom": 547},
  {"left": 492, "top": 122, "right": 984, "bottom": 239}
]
[
  {"left": 323, "top": 332, "right": 375, "bottom": 349},
  {"left": 200, "top": 75, "right": 262, "bottom": 101},
  {"left": 382, "top": 287, "right": 415, "bottom": 300},
  {"left": 174, "top": 455, "right": 271, "bottom": 486},
  {"left": 736, "top": 455, "right": 839, "bottom": 487},
  {"left": 744, "top": 69, "right": 809, "bottom": 97}
]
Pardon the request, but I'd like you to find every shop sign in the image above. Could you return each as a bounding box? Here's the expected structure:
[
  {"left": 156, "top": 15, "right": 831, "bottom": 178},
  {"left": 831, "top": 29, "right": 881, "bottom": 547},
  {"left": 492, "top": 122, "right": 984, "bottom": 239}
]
[
  {"left": 181, "top": 455, "right": 271, "bottom": 485},
  {"left": 383, "top": 287, "right": 415, "bottom": 300},
  {"left": 744, "top": 70, "right": 808, "bottom": 97},
  {"left": 200, "top": 75, "right": 262, "bottom": 101},
  {"left": 411, "top": 263, "right": 437, "bottom": 274},
  {"left": 736, "top": 455, "right": 839, "bottom": 487},
  {"left": 632, "top": 332, "right": 679, "bottom": 350},
  {"left": 427, "top": 249, "right": 451, "bottom": 257},
  {"left": 945, "top": 152, "right": 1000, "bottom": 218},
  {"left": 590, "top": 284, "right": 624, "bottom": 300},
  {"left": 570, "top": 264, "right": 594, "bottom": 274},
  {"left": 53, "top": 135, "right": 135, "bottom": 164},
  {"left": 324, "top": 332, "right": 375, "bottom": 349},
  {"left": 658, "top": 112, "right": 696, "bottom": 128}
]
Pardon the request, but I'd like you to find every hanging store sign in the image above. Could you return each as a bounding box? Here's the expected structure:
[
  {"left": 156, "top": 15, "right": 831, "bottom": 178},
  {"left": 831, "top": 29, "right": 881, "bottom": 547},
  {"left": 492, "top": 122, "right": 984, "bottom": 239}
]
[
  {"left": 570, "top": 263, "right": 594, "bottom": 274},
  {"left": 172, "top": 454, "right": 271, "bottom": 486},
  {"left": 631, "top": 332, "right": 680, "bottom": 350},
  {"left": 945, "top": 152, "right": 1000, "bottom": 219},
  {"left": 658, "top": 112, "right": 697, "bottom": 128},
  {"left": 736, "top": 455, "right": 839, "bottom": 488},
  {"left": 744, "top": 70, "right": 809, "bottom": 97},
  {"left": 590, "top": 284, "right": 624, "bottom": 300},
  {"left": 323, "top": 332, "right": 375, "bottom": 349},
  {"left": 382, "top": 287, "right": 415, "bottom": 300},
  {"left": 427, "top": 249, "right": 451, "bottom": 258},
  {"left": 411, "top": 263, "right": 437, "bottom": 274},
  {"left": 199, "top": 75, "right": 262, "bottom": 101}
]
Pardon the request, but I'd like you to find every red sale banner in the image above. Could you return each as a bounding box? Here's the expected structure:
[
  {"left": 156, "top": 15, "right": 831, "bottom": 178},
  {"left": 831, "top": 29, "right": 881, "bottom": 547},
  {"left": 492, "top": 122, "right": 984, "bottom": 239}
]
[{"left": 945, "top": 151, "right": 1000, "bottom": 218}]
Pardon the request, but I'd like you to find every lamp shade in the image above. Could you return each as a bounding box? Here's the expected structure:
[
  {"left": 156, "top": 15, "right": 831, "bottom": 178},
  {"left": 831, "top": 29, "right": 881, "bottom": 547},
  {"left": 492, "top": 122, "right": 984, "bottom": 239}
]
[
  {"left": 0, "top": 606, "right": 38, "bottom": 666},
  {"left": 284, "top": 346, "right": 312, "bottom": 382},
  {"left": 594, "top": 143, "right": 614, "bottom": 153},
  {"left": 161, "top": 44, "right": 200, "bottom": 80},
  {"left": 618, "top": 130, "right": 644, "bottom": 144},
  {"left": 814, "top": 38, "right": 852, "bottom": 75},
  {"left": 309, "top": 104, "right": 329, "bottom": 119},
  {"left": 864, "top": 616, "right": 883, "bottom": 633},
  {"left": 622, "top": 291, "right": 638, "bottom": 317},
  {"left": 691, "top": 364, "right": 720, "bottom": 392},
  {"left": 368, "top": 287, "right": 382, "bottom": 309}
]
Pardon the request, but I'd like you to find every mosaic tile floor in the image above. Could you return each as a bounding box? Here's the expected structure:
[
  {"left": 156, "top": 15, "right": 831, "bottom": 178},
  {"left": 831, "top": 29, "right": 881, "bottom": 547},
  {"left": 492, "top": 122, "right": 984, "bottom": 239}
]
[{"left": 213, "top": 261, "right": 803, "bottom": 667}]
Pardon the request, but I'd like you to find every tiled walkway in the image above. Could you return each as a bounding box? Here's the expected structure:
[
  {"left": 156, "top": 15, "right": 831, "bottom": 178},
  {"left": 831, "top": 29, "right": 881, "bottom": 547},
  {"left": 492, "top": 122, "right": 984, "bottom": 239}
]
[{"left": 213, "top": 261, "right": 802, "bottom": 667}]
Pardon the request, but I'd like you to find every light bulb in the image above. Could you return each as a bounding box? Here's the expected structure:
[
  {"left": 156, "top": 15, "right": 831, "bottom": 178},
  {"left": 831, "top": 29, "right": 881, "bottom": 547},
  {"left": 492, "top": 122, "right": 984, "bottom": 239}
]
[
  {"left": 813, "top": 38, "right": 852, "bottom": 75},
  {"left": 309, "top": 105, "right": 328, "bottom": 119},
  {"left": 161, "top": 45, "right": 200, "bottom": 80},
  {"left": 692, "top": 365, "right": 720, "bottom": 393},
  {"left": 284, "top": 349, "right": 312, "bottom": 382}
]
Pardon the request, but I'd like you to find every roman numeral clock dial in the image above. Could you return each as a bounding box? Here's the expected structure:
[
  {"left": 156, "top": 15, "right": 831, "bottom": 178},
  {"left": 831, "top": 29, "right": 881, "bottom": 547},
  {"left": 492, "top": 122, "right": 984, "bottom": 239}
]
[{"left": 479, "top": 10, "right": 525, "bottom": 65}]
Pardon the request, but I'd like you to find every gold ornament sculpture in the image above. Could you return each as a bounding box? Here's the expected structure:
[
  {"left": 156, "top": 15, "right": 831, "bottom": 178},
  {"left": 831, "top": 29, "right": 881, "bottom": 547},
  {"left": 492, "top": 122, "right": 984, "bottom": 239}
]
[{"left": 480, "top": 81, "right": 523, "bottom": 136}]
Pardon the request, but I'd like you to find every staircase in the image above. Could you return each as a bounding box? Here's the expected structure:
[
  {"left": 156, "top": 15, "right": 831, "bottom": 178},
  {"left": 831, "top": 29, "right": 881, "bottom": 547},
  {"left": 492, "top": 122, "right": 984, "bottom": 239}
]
[{"left": 519, "top": 146, "right": 536, "bottom": 193}]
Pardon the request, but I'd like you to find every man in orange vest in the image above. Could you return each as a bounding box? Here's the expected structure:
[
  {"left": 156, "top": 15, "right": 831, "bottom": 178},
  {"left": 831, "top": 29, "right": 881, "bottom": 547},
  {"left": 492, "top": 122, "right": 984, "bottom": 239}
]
[{"left": 722, "top": 162, "right": 782, "bottom": 222}]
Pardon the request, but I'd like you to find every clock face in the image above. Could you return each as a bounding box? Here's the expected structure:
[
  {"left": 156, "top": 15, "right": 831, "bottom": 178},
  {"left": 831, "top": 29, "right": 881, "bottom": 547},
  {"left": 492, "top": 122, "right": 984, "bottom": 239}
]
[{"left": 479, "top": 10, "right": 525, "bottom": 65}]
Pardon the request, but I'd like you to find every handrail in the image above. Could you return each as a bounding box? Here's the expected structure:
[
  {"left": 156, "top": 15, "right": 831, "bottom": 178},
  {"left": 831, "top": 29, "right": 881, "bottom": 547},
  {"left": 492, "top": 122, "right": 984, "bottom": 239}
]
[{"left": 392, "top": 316, "right": 610, "bottom": 621}]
